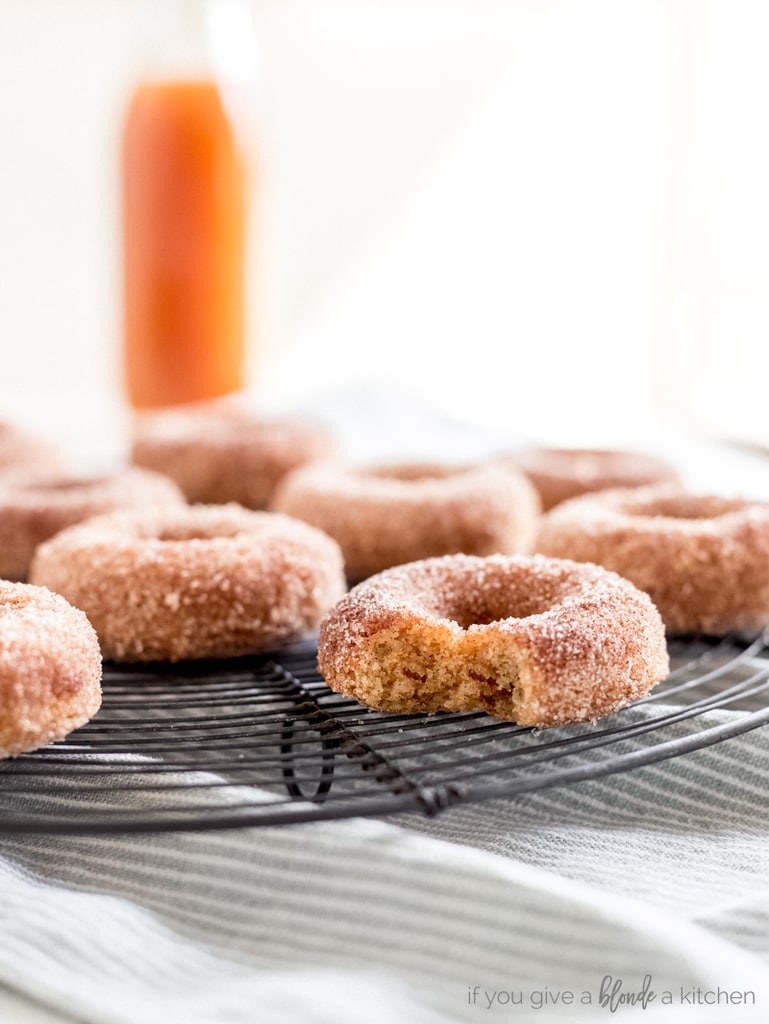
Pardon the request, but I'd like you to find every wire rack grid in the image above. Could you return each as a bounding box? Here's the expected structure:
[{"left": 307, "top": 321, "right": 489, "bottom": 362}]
[{"left": 1, "top": 633, "right": 768, "bottom": 834}]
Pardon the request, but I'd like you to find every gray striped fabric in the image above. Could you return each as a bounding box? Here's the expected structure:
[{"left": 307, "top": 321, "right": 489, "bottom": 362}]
[{"left": 1, "top": 715, "right": 768, "bottom": 1024}]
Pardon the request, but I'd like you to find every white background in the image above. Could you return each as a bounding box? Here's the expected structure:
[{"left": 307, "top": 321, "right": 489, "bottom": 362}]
[{"left": 1, "top": 0, "right": 769, "bottom": 459}]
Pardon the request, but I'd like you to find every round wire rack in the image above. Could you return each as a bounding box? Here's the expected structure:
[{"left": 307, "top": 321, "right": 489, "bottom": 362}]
[{"left": 2, "top": 632, "right": 768, "bottom": 834}]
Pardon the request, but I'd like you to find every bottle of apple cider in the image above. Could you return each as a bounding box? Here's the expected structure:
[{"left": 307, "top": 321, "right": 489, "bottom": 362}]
[{"left": 122, "top": 0, "right": 252, "bottom": 409}]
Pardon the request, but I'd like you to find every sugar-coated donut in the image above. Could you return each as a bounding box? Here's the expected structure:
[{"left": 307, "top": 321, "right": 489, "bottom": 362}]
[
  {"left": 0, "top": 467, "right": 186, "bottom": 581},
  {"left": 0, "top": 581, "right": 102, "bottom": 758},
  {"left": 505, "top": 447, "right": 680, "bottom": 511},
  {"left": 0, "top": 420, "right": 60, "bottom": 473},
  {"left": 535, "top": 486, "right": 769, "bottom": 635},
  {"left": 273, "top": 462, "right": 542, "bottom": 581},
  {"left": 318, "top": 553, "right": 668, "bottom": 727},
  {"left": 131, "top": 404, "right": 336, "bottom": 509},
  {"left": 30, "top": 504, "right": 346, "bottom": 662}
]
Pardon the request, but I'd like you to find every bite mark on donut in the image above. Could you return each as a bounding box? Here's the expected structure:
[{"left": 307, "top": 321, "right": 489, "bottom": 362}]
[{"left": 317, "top": 553, "right": 669, "bottom": 726}]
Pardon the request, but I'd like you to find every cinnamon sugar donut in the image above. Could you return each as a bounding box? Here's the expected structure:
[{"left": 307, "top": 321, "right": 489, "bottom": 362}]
[
  {"left": 30, "top": 504, "right": 346, "bottom": 662},
  {"left": 273, "top": 462, "right": 542, "bottom": 581},
  {"left": 318, "top": 553, "right": 668, "bottom": 727},
  {"left": 0, "top": 467, "right": 186, "bottom": 581},
  {"left": 0, "top": 581, "right": 102, "bottom": 758},
  {"left": 131, "top": 405, "right": 336, "bottom": 509},
  {"left": 0, "top": 420, "right": 60, "bottom": 473},
  {"left": 535, "top": 486, "right": 769, "bottom": 634},
  {"left": 506, "top": 448, "right": 680, "bottom": 511}
]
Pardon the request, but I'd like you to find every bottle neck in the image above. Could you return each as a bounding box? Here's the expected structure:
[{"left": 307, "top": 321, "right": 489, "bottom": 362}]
[
  {"left": 130, "top": 0, "right": 261, "bottom": 145},
  {"left": 134, "top": 0, "right": 214, "bottom": 81}
]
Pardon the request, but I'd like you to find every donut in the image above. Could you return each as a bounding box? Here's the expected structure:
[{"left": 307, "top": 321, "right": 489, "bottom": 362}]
[
  {"left": 272, "top": 462, "right": 542, "bottom": 581},
  {"left": 0, "top": 467, "right": 186, "bottom": 581},
  {"left": 0, "top": 419, "right": 60, "bottom": 473},
  {"left": 535, "top": 486, "right": 769, "bottom": 635},
  {"left": 0, "top": 581, "right": 102, "bottom": 758},
  {"left": 504, "top": 447, "right": 680, "bottom": 511},
  {"left": 30, "top": 504, "right": 346, "bottom": 662},
  {"left": 317, "top": 553, "right": 668, "bottom": 727},
  {"left": 131, "top": 404, "right": 336, "bottom": 509}
]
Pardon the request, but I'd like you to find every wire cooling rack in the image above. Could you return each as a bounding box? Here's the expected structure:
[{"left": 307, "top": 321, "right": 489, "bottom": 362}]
[{"left": 1, "top": 633, "right": 768, "bottom": 834}]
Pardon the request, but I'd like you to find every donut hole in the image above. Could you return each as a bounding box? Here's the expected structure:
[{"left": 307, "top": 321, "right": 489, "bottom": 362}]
[
  {"left": 428, "top": 577, "right": 567, "bottom": 629},
  {"left": 445, "top": 596, "right": 551, "bottom": 629},
  {"left": 622, "top": 495, "right": 745, "bottom": 521},
  {"left": 12, "top": 475, "right": 108, "bottom": 494},
  {"left": 362, "top": 463, "right": 462, "bottom": 484},
  {"left": 153, "top": 524, "right": 242, "bottom": 542},
  {"left": 536, "top": 449, "right": 608, "bottom": 471}
]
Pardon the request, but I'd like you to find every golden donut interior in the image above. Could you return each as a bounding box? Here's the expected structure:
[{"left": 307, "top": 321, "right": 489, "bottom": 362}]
[{"left": 365, "top": 623, "right": 523, "bottom": 718}]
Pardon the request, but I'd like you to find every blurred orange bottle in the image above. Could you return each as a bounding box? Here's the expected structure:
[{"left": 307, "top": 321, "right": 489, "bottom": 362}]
[{"left": 122, "top": 3, "right": 248, "bottom": 409}]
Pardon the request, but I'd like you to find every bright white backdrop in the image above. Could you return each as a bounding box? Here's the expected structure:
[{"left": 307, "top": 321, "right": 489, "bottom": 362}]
[{"left": 1, "top": 1, "right": 768, "bottom": 457}]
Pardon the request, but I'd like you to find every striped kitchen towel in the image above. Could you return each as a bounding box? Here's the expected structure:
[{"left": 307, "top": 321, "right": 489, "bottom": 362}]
[{"left": 0, "top": 713, "right": 767, "bottom": 1024}]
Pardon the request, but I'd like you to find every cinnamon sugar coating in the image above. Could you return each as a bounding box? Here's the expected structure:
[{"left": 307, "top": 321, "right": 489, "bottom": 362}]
[
  {"left": 273, "top": 462, "right": 542, "bottom": 581},
  {"left": 504, "top": 448, "right": 680, "bottom": 511},
  {"left": 535, "top": 486, "right": 769, "bottom": 634},
  {"left": 317, "top": 553, "right": 668, "bottom": 727},
  {"left": 0, "top": 581, "right": 102, "bottom": 758},
  {"left": 131, "top": 405, "right": 336, "bottom": 509},
  {"left": 0, "top": 467, "right": 186, "bottom": 581},
  {"left": 30, "top": 504, "right": 346, "bottom": 662}
]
